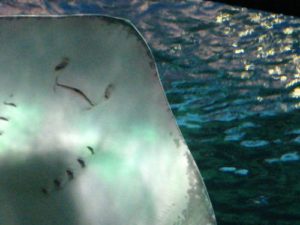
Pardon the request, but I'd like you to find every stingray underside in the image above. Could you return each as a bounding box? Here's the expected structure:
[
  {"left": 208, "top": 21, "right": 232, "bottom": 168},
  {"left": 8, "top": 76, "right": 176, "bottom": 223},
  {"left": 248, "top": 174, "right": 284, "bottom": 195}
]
[{"left": 0, "top": 16, "right": 216, "bottom": 225}]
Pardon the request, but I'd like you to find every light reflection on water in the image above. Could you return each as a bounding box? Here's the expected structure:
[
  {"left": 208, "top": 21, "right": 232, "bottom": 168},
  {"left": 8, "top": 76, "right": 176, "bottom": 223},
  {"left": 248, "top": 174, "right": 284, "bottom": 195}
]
[{"left": 1, "top": 1, "right": 300, "bottom": 224}]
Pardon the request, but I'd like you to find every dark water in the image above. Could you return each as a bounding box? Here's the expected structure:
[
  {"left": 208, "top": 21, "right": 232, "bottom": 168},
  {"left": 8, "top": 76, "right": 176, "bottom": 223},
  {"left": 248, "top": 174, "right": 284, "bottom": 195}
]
[{"left": 2, "top": 1, "right": 300, "bottom": 224}]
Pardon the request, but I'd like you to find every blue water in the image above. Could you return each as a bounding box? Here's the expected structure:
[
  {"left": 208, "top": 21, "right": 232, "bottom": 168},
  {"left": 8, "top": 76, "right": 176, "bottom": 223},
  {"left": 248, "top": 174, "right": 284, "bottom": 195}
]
[{"left": 2, "top": 1, "right": 300, "bottom": 224}]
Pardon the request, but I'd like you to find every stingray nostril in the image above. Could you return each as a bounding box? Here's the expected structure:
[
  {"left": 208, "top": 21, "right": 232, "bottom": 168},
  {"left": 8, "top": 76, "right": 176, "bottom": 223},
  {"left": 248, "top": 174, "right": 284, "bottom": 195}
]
[{"left": 55, "top": 57, "right": 70, "bottom": 71}]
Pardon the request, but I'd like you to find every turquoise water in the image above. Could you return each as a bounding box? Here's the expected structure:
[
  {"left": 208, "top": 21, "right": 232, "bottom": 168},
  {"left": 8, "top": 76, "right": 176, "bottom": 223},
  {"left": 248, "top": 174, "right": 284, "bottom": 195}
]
[{"left": 2, "top": 1, "right": 300, "bottom": 224}]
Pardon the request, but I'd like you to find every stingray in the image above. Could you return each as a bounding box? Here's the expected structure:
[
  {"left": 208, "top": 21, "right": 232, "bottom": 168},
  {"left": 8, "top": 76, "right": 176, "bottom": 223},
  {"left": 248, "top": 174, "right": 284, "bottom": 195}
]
[{"left": 0, "top": 15, "right": 216, "bottom": 225}]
